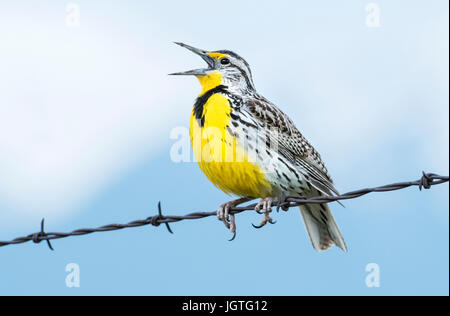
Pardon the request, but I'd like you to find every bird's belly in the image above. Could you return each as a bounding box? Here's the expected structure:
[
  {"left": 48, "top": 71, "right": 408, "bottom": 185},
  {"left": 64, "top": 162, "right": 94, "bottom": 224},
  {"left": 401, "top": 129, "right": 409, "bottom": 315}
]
[
  {"left": 191, "top": 123, "right": 273, "bottom": 198},
  {"left": 197, "top": 160, "right": 272, "bottom": 198},
  {"left": 190, "top": 94, "right": 273, "bottom": 198}
]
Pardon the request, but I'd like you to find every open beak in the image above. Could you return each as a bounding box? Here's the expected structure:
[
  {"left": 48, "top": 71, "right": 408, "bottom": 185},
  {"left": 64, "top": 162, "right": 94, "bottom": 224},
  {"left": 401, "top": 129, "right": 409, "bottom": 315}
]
[{"left": 169, "top": 42, "right": 216, "bottom": 76}]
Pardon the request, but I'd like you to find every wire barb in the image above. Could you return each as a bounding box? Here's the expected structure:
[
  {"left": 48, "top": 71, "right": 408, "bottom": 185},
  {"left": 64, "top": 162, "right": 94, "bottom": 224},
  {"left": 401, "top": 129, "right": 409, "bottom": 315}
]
[
  {"left": 31, "top": 219, "right": 54, "bottom": 251},
  {"left": 0, "top": 172, "right": 447, "bottom": 250},
  {"left": 158, "top": 201, "right": 174, "bottom": 234},
  {"left": 419, "top": 171, "right": 433, "bottom": 191},
  {"left": 147, "top": 201, "right": 173, "bottom": 234}
]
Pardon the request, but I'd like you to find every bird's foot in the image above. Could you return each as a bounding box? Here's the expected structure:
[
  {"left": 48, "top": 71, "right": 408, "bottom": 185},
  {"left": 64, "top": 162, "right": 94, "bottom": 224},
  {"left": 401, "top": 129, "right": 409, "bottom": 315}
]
[
  {"left": 252, "top": 197, "right": 277, "bottom": 229},
  {"left": 276, "top": 194, "right": 290, "bottom": 212},
  {"left": 217, "top": 197, "right": 251, "bottom": 240},
  {"left": 217, "top": 201, "right": 234, "bottom": 230}
]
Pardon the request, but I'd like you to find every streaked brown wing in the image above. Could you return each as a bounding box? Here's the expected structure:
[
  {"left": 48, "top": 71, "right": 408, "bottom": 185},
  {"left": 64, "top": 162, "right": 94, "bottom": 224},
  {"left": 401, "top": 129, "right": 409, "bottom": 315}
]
[{"left": 245, "top": 95, "right": 339, "bottom": 196}]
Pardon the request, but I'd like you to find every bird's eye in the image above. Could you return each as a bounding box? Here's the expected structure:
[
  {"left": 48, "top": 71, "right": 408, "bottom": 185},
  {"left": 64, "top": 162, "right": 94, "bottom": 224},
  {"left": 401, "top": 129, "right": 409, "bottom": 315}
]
[{"left": 220, "top": 58, "right": 230, "bottom": 65}]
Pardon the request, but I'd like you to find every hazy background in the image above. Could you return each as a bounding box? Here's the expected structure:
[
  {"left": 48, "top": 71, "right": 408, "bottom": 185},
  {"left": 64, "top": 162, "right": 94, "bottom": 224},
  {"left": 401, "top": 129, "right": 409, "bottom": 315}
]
[{"left": 0, "top": 0, "right": 448, "bottom": 295}]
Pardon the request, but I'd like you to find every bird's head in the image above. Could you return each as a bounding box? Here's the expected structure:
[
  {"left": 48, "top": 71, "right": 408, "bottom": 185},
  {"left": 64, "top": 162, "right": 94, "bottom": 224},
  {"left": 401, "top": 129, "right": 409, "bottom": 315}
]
[{"left": 170, "top": 42, "right": 255, "bottom": 94}]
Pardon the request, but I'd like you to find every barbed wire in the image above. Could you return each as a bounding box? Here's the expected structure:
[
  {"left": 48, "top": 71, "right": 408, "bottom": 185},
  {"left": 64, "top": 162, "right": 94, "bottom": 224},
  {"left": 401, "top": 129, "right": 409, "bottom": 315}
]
[{"left": 0, "top": 172, "right": 448, "bottom": 250}]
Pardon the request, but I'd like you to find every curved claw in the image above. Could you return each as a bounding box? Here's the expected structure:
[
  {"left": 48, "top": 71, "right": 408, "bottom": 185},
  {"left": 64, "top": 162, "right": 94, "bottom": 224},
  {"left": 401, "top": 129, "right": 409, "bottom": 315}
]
[
  {"left": 252, "top": 222, "right": 264, "bottom": 229},
  {"left": 276, "top": 196, "right": 283, "bottom": 213},
  {"left": 276, "top": 201, "right": 284, "bottom": 213},
  {"left": 217, "top": 205, "right": 231, "bottom": 229},
  {"left": 228, "top": 231, "right": 237, "bottom": 241},
  {"left": 217, "top": 197, "right": 251, "bottom": 233},
  {"left": 277, "top": 204, "right": 289, "bottom": 212},
  {"left": 276, "top": 194, "right": 290, "bottom": 212},
  {"left": 252, "top": 197, "right": 278, "bottom": 229},
  {"left": 222, "top": 220, "right": 230, "bottom": 229},
  {"left": 219, "top": 210, "right": 230, "bottom": 229}
]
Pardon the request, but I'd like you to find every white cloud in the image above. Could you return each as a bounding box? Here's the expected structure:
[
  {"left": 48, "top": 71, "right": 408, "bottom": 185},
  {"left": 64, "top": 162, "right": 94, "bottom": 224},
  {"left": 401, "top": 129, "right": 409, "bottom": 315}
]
[{"left": 0, "top": 8, "right": 183, "bottom": 226}]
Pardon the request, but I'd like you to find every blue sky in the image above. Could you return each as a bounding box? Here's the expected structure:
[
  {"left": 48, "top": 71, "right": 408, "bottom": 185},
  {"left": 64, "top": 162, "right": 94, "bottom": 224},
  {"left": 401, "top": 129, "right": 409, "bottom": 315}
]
[{"left": 0, "top": 0, "right": 448, "bottom": 295}]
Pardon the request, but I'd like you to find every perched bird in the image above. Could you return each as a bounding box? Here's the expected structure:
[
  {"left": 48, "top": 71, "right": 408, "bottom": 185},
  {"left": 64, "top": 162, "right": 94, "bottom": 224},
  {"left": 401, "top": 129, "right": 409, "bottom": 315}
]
[{"left": 170, "top": 43, "right": 347, "bottom": 252}]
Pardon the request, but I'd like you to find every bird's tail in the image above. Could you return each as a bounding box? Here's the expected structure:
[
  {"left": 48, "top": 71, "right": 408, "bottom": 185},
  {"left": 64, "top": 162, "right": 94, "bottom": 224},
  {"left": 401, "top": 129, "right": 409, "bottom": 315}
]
[{"left": 299, "top": 203, "right": 347, "bottom": 252}]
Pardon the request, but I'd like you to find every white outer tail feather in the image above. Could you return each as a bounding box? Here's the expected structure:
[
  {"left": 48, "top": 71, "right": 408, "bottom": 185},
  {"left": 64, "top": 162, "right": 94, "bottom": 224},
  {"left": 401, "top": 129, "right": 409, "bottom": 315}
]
[{"left": 299, "top": 204, "right": 347, "bottom": 252}]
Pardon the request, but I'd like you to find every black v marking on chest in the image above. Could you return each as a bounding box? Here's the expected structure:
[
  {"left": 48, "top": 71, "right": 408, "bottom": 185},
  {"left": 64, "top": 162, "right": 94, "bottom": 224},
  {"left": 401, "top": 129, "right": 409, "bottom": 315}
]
[{"left": 193, "top": 85, "right": 229, "bottom": 127}]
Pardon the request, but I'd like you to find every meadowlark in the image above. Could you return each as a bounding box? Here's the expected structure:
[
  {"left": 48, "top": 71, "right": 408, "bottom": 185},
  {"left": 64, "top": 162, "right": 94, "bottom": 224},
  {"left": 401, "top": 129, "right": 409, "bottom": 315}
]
[{"left": 170, "top": 43, "right": 347, "bottom": 252}]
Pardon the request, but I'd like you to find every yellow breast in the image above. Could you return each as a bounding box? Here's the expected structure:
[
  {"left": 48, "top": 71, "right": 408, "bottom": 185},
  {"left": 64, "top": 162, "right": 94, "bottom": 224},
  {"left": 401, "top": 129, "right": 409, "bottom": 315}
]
[{"left": 190, "top": 91, "right": 272, "bottom": 198}]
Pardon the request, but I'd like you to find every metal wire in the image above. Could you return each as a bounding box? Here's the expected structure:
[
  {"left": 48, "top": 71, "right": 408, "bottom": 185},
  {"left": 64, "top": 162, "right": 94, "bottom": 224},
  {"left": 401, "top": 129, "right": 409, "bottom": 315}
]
[{"left": 0, "top": 172, "right": 447, "bottom": 250}]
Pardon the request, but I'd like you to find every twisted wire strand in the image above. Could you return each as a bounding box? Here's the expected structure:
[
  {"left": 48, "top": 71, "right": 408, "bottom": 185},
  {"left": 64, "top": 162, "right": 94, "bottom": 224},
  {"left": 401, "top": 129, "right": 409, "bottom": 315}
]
[{"left": 0, "top": 172, "right": 447, "bottom": 250}]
